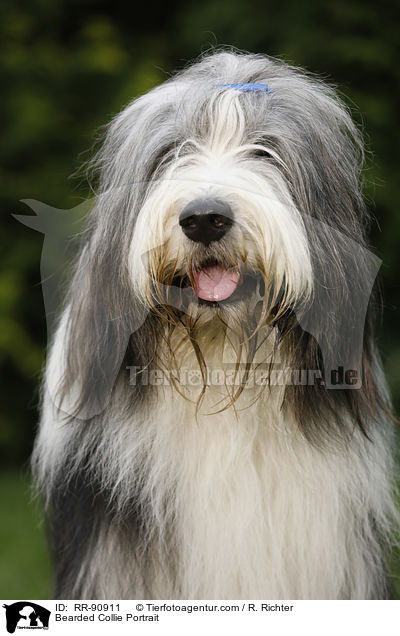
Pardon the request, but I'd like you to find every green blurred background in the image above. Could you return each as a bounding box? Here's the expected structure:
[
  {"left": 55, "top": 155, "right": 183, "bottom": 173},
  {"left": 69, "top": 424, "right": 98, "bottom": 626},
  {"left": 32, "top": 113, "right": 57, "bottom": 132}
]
[{"left": 1, "top": 0, "right": 399, "bottom": 599}]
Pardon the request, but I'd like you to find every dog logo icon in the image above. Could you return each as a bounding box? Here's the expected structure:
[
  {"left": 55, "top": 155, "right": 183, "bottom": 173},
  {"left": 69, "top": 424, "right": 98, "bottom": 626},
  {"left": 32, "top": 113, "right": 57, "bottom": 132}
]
[{"left": 2, "top": 602, "right": 51, "bottom": 633}]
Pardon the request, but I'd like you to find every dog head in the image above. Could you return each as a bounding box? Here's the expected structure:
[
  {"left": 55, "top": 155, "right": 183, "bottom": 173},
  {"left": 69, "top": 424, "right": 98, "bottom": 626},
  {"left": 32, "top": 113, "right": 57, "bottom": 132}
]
[
  {"left": 56, "top": 51, "right": 383, "bottom": 438},
  {"left": 127, "top": 85, "right": 313, "bottom": 333}
]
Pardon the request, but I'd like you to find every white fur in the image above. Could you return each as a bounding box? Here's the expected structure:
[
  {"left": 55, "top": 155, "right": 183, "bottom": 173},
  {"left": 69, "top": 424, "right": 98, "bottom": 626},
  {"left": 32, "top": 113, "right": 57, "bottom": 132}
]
[{"left": 34, "top": 315, "right": 397, "bottom": 599}]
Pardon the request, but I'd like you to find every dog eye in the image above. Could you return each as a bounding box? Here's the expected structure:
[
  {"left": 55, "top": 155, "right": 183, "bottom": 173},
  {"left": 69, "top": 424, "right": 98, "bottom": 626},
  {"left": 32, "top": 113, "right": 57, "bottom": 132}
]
[
  {"left": 148, "top": 143, "right": 176, "bottom": 173},
  {"left": 252, "top": 148, "right": 272, "bottom": 159}
]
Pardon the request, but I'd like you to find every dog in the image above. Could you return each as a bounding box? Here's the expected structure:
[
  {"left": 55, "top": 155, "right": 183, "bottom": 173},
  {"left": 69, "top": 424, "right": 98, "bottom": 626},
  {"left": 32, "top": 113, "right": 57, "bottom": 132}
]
[{"left": 32, "top": 50, "right": 399, "bottom": 599}]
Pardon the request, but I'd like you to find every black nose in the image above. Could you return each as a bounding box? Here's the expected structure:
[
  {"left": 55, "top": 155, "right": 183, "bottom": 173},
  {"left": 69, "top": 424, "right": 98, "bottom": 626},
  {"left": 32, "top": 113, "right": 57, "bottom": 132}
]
[{"left": 179, "top": 198, "right": 234, "bottom": 246}]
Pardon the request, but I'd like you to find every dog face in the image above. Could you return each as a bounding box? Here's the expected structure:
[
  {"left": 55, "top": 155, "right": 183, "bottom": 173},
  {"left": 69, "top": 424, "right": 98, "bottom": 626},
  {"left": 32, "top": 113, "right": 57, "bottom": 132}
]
[{"left": 128, "top": 88, "right": 312, "bottom": 330}]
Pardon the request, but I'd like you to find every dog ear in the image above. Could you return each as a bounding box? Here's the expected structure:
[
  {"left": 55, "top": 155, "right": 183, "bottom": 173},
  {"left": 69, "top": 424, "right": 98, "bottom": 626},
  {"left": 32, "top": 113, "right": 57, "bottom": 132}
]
[
  {"left": 45, "top": 86, "right": 180, "bottom": 420},
  {"left": 280, "top": 218, "right": 384, "bottom": 442},
  {"left": 269, "top": 81, "right": 389, "bottom": 438},
  {"left": 49, "top": 233, "right": 156, "bottom": 420}
]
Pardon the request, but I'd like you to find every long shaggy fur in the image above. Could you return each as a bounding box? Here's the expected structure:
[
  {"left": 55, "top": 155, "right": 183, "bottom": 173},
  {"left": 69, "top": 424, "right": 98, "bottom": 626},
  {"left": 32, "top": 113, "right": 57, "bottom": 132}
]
[{"left": 33, "top": 50, "right": 398, "bottom": 599}]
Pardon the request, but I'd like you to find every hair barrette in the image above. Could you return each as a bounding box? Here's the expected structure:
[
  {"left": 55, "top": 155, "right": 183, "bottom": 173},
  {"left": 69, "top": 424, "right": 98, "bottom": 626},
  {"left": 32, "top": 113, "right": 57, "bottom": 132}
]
[{"left": 218, "top": 83, "right": 273, "bottom": 93}]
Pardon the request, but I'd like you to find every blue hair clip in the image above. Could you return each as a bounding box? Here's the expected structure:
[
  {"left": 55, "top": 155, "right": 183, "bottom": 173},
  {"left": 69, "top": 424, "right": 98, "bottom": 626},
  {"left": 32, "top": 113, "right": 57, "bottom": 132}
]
[{"left": 218, "top": 83, "right": 273, "bottom": 93}]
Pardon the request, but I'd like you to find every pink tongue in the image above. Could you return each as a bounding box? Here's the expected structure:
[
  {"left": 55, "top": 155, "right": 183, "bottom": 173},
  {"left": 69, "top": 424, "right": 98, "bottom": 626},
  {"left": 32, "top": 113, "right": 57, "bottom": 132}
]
[{"left": 192, "top": 267, "right": 240, "bottom": 301}]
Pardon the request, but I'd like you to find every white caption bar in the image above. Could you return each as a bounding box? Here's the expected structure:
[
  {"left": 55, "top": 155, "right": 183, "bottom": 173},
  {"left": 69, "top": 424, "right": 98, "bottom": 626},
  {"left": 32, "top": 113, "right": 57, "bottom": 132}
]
[{"left": 1, "top": 600, "right": 398, "bottom": 636}]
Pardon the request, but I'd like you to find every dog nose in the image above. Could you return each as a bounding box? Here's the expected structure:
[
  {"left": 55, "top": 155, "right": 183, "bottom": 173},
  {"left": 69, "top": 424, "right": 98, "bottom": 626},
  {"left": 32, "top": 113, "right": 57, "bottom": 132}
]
[{"left": 179, "top": 198, "right": 234, "bottom": 246}]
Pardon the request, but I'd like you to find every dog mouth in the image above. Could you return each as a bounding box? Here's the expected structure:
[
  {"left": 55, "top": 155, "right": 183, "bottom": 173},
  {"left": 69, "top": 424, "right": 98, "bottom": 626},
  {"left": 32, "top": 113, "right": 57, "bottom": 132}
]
[
  {"left": 170, "top": 259, "right": 263, "bottom": 306},
  {"left": 192, "top": 266, "right": 240, "bottom": 302}
]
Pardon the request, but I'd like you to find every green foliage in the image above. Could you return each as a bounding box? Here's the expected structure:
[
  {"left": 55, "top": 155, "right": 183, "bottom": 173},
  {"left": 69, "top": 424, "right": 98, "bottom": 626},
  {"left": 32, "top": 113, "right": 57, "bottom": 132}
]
[{"left": 0, "top": 470, "right": 51, "bottom": 598}]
